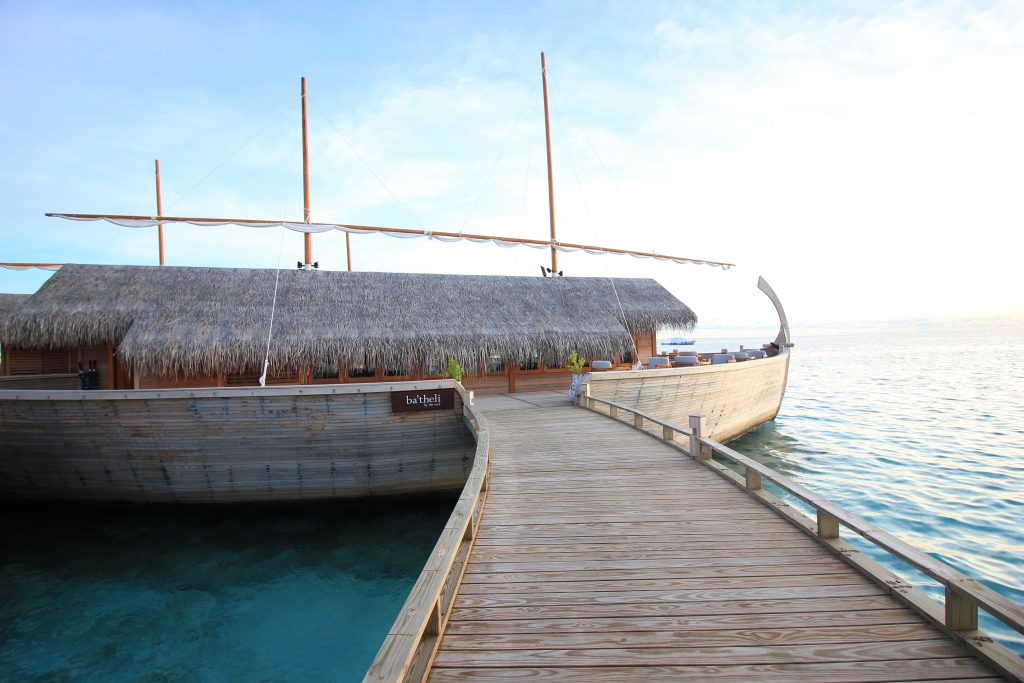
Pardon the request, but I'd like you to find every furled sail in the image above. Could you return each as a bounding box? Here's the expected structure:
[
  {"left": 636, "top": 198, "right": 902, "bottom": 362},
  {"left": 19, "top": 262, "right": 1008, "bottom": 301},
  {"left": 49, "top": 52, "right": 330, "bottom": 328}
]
[{"left": 48, "top": 213, "right": 734, "bottom": 270}]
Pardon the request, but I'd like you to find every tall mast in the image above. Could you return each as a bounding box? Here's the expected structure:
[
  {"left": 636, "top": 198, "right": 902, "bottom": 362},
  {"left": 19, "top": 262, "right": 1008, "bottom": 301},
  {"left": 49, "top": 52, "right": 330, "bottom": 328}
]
[
  {"left": 154, "top": 159, "right": 165, "bottom": 265},
  {"left": 541, "top": 52, "right": 557, "bottom": 273},
  {"left": 301, "top": 77, "right": 312, "bottom": 264}
]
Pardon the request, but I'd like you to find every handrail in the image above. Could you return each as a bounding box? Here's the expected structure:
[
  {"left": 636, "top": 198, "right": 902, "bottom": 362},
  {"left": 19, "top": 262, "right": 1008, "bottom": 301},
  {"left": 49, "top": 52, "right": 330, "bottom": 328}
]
[
  {"left": 581, "top": 392, "right": 1024, "bottom": 680},
  {"left": 0, "top": 378, "right": 457, "bottom": 401},
  {"left": 363, "top": 383, "right": 489, "bottom": 683}
]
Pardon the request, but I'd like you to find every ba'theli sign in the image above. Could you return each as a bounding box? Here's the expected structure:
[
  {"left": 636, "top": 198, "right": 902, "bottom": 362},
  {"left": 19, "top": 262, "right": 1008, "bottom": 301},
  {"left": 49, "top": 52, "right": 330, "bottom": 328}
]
[{"left": 391, "top": 388, "right": 456, "bottom": 413}]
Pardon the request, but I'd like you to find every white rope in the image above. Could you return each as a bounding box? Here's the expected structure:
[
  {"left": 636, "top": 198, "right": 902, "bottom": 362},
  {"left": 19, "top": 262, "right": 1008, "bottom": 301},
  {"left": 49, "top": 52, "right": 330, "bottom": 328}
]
[
  {"left": 547, "top": 65, "right": 639, "bottom": 362},
  {"left": 549, "top": 73, "right": 656, "bottom": 254},
  {"left": 259, "top": 228, "right": 287, "bottom": 387},
  {"left": 459, "top": 95, "right": 532, "bottom": 234},
  {"left": 313, "top": 103, "right": 424, "bottom": 230},
  {"left": 165, "top": 102, "right": 292, "bottom": 214}
]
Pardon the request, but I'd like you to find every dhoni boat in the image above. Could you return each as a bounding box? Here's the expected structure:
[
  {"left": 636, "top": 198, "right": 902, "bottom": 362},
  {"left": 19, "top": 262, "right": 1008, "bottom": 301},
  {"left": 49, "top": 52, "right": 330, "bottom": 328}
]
[{"left": 0, "top": 57, "right": 791, "bottom": 505}]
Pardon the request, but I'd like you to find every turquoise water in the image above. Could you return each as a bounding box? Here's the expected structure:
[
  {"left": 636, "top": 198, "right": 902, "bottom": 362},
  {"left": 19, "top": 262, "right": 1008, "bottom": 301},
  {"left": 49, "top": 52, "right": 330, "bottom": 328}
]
[
  {"left": 0, "top": 499, "right": 453, "bottom": 682},
  {"left": 709, "top": 330, "right": 1024, "bottom": 655}
]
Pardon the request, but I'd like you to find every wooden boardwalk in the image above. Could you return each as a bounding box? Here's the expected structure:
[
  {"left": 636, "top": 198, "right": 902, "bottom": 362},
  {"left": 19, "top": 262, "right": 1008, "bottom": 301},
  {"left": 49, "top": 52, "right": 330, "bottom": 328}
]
[{"left": 426, "top": 392, "right": 1005, "bottom": 682}]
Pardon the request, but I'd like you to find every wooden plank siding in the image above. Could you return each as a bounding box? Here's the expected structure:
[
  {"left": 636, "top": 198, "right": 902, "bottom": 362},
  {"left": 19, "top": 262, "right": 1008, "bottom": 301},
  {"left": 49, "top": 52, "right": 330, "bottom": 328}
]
[
  {"left": 0, "top": 382, "right": 474, "bottom": 504},
  {"left": 425, "top": 392, "right": 1006, "bottom": 682},
  {"left": 585, "top": 350, "right": 791, "bottom": 444}
]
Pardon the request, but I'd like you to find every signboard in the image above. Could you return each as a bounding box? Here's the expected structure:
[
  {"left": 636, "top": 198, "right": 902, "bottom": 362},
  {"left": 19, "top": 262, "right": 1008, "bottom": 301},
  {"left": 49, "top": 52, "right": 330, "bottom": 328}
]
[{"left": 391, "top": 388, "right": 456, "bottom": 413}]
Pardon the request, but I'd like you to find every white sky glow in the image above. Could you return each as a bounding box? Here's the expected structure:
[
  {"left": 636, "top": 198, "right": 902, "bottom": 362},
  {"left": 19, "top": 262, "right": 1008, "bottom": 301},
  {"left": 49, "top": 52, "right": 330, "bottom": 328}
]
[{"left": 1, "top": 1, "right": 1022, "bottom": 337}]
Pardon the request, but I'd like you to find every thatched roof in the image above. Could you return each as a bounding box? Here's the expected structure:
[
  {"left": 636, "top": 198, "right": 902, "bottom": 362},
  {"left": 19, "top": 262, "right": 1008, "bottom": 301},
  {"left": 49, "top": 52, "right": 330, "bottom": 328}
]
[
  {"left": 0, "top": 294, "right": 29, "bottom": 340},
  {"left": 2, "top": 264, "right": 696, "bottom": 376},
  {"left": 0, "top": 294, "right": 29, "bottom": 320}
]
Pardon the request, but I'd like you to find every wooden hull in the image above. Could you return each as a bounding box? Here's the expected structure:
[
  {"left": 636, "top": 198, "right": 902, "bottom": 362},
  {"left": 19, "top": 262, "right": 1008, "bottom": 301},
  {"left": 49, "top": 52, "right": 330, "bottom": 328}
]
[
  {"left": 584, "top": 349, "right": 790, "bottom": 444},
  {"left": 0, "top": 381, "right": 473, "bottom": 504}
]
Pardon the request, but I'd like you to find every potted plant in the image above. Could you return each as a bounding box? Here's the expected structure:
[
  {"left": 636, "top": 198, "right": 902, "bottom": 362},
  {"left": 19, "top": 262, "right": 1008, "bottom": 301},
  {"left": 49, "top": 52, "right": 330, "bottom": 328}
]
[
  {"left": 443, "top": 357, "right": 464, "bottom": 384},
  {"left": 567, "top": 351, "right": 586, "bottom": 404}
]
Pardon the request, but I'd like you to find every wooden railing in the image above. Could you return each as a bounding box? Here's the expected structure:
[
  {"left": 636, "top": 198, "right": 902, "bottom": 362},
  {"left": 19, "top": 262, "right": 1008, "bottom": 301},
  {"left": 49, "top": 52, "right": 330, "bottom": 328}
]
[
  {"left": 581, "top": 391, "right": 1024, "bottom": 681},
  {"left": 364, "top": 383, "right": 490, "bottom": 683}
]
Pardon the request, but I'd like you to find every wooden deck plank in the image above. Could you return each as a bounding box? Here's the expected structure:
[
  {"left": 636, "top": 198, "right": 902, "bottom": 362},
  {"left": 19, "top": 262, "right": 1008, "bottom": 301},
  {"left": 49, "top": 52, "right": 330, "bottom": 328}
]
[
  {"left": 456, "top": 573, "right": 873, "bottom": 594},
  {"left": 425, "top": 393, "right": 1004, "bottom": 682},
  {"left": 428, "top": 658, "right": 997, "bottom": 682},
  {"left": 432, "top": 638, "right": 967, "bottom": 667},
  {"left": 460, "top": 563, "right": 857, "bottom": 584},
  {"left": 447, "top": 594, "right": 915, "bottom": 622},
  {"left": 443, "top": 608, "right": 926, "bottom": 634},
  {"left": 439, "top": 623, "right": 945, "bottom": 650}
]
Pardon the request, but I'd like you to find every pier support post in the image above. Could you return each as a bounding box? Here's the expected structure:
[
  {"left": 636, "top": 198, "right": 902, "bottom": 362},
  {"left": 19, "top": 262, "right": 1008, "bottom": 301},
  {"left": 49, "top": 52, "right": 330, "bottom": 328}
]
[
  {"left": 688, "top": 414, "right": 710, "bottom": 459},
  {"left": 817, "top": 510, "right": 840, "bottom": 539},
  {"left": 945, "top": 586, "right": 979, "bottom": 631}
]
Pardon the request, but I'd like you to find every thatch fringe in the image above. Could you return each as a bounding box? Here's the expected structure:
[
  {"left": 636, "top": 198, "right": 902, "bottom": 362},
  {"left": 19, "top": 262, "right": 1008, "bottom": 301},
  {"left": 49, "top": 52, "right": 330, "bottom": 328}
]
[
  {"left": 0, "top": 294, "right": 30, "bottom": 340},
  {"left": 3, "top": 265, "right": 696, "bottom": 377}
]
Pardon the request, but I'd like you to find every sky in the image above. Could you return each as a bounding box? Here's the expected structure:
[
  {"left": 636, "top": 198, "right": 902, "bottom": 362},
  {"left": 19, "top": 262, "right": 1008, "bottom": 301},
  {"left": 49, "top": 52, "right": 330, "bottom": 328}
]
[{"left": 1, "top": 0, "right": 1022, "bottom": 337}]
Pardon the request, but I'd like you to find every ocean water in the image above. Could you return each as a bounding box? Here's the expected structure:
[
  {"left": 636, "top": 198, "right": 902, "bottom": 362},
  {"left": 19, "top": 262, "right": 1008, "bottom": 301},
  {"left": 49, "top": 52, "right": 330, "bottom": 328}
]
[
  {"left": 0, "top": 499, "right": 453, "bottom": 682},
  {"left": 698, "top": 330, "right": 1024, "bottom": 655},
  {"left": 3, "top": 330, "right": 1022, "bottom": 681}
]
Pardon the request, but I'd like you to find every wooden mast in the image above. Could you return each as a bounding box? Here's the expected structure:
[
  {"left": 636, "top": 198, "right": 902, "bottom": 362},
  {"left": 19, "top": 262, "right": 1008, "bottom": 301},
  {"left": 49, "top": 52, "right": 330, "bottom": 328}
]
[
  {"left": 301, "top": 77, "right": 312, "bottom": 264},
  {"left": 154, "top": 160, "right": 165, "bottom": 265},
  {"left": 541, "top": 52, "right": 557, "bottom": 273}
]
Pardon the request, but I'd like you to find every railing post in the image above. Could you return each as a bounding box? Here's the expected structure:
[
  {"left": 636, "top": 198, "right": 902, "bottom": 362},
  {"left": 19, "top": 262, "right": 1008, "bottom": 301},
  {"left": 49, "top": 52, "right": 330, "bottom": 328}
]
[
  {"left": 688, "top": 414, "right": 710, "bottom": 459},
  {"left": 609, "top": 405, "right": 618, "bottom": 417},
  {"left": 817, "top": 510, "right": 840, "bottom": 539},
  {"left": 467, "top": 389, "right": 474, "bottom": 407},
  {"left": 581, "top": 383, "right": 591, "bottom": 409},
  {"left": 662, "top": 425, "right": 674, "bottom": 441},
  {"left": 634, "top": 412, "right": 644, "bottom": 428},
  {"left": 426, "top": 599, "right": 441, "bottom": 636},
  {"left": 945, "top": 585, "right": 979, "bottom": 631},
  {"left": 745, "top": 468, "right": 763, "bottom": 490}
]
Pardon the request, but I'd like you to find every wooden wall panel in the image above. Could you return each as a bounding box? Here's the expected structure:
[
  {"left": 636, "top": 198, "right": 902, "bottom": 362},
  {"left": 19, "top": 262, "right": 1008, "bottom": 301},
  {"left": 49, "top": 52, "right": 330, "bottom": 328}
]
[
  {"left": 463, "top": 375, "right": 510, "bottom": 396},
  {"left": 0, "top": 382, "right": 474, "bottom": 504},
  {"left": 632, "top": 330, "right": 656, "bottom": 366},
  {"left": 585, "top": 352, "right": 791, "bottom": 445},
  {"left": 0, "top": 374, "right": 79, "bottom": 390},
  {"left": 139, "top": 373, "right": 221, "bottom": 390}
]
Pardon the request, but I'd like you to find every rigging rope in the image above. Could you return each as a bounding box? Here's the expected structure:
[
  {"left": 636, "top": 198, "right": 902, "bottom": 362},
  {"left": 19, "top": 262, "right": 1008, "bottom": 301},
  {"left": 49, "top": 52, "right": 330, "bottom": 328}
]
[
  {"left": 549, "top": 73, "right": 655, "bottom": 254},
  {"left": 548, "top": 66, "right": 634, "bottom": 360},
  {"left": 259, "top": 226, "right": 287, "bottom": 387},
  {"left": 519, "top": 85, "right": 542, "bottom": 239},
  {"left": 165, "top": 103, "right": 292, "bottom": 214},
  {"left": 459, "top": 94, "right": 532, "bottom": 234},
  {"left": 313, "top": 102, "right": 424, "bottom": 230}
]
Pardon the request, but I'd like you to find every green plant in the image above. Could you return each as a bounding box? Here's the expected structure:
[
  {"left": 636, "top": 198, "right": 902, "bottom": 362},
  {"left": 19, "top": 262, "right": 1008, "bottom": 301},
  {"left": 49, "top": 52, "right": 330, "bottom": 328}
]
[
  {"left": 443, "top": 357, "right": 464, "bottom": 383},
  {"left": 566, "top": 351, "right": 586, "bottom": 374}
]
